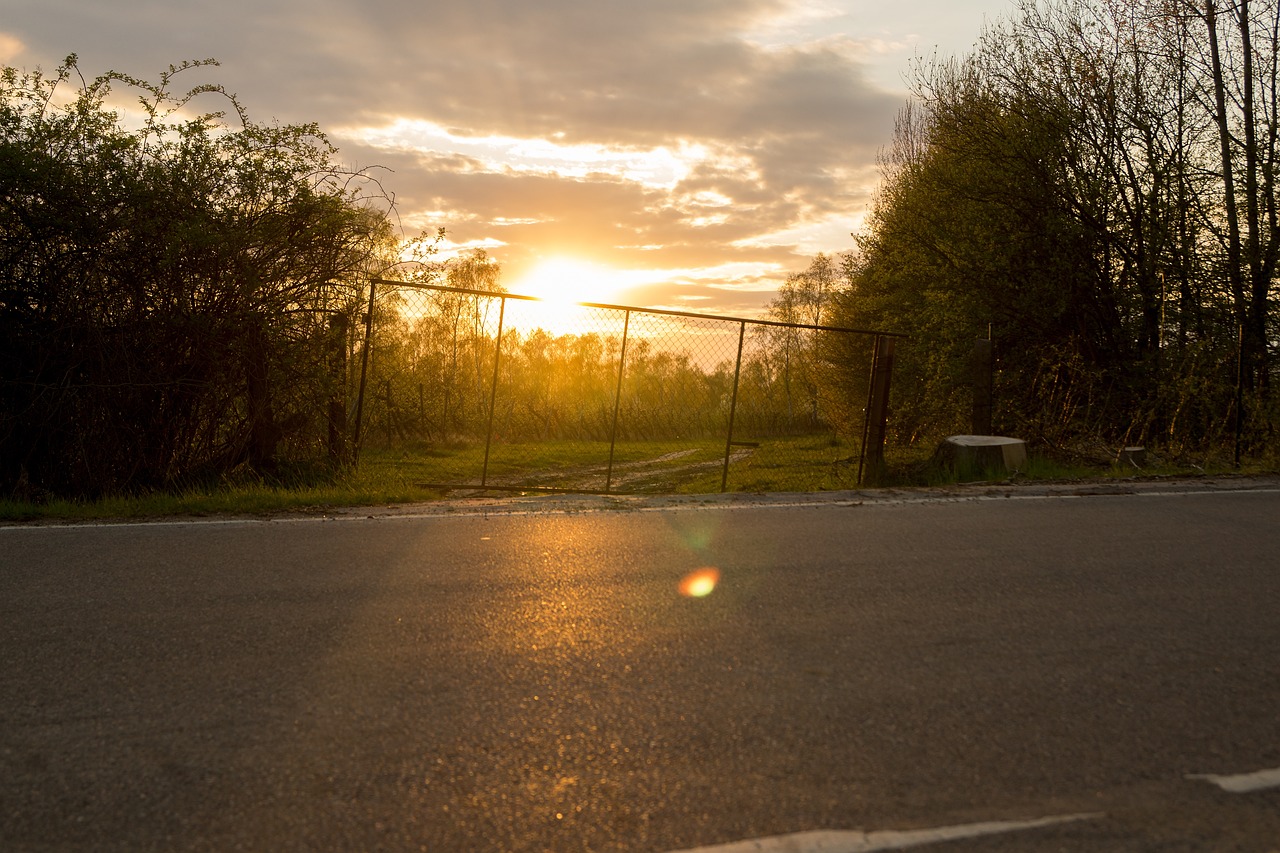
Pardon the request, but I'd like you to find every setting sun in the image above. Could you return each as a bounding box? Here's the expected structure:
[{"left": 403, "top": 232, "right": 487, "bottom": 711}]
[
  {"left": 511, "top": 257, "right": 625, "bottom": 307},
  {"left": 509, "top": 257, "right": 632, "bottom": 334}
]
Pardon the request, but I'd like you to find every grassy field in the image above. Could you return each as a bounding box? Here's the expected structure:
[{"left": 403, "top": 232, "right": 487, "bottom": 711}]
[
  {"left": 363, "top": 434, "right": 866, "bottom": 495},
  {"left": 1, "top": 434, "right": 1270, "bottom": 522},
  {"left": 0, "top": 434, "right": 863, "bottom": 521}
]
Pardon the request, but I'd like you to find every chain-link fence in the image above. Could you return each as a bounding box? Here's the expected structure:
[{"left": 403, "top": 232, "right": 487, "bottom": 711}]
[{"left": 353, "top": 280, "right": 900, "bottom": 494}]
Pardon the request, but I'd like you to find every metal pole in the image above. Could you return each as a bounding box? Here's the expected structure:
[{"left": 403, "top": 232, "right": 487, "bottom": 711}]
[
  {"left": 720, "top": 321, "right": 747, "bottom": 493},
  {"left": 351, "top": 279, "right": 377, "bottom": 466},
  {"left": 862, "top": 336, "right": 896, "bottom": 486},
  {"left": 480, "top": 296, "right": 507, "bottom": 487},
  {"left": 857, "top": 334, "right": 880, "bottom": 485},
  {"left": 605, "top": 310, "right": 631, "bottom": 493}
]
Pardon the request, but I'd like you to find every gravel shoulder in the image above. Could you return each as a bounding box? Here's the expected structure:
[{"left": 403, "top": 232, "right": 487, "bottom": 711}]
[
  {"left": 315, "top": 471, "right": 1280, "bottom": 520},
  {"left": 8, "top": 472, "right": 1278, "bottom": 527}
]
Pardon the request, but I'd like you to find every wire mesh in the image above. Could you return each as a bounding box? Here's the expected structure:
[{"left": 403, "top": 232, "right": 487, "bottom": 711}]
[{"left": 358, "top": 281, "right": 888, "bottom": 494}]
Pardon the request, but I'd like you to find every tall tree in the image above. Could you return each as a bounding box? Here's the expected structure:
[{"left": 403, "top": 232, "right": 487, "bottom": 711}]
[
  {"left": 828, "top": 0, "right": 1278, "bottom": 454},
  {"left": 759, "top": 253, "right": 839, "bottom": 428},
  {"left": 1194, "top": 0, "right": 1279, "bottom": 390}
]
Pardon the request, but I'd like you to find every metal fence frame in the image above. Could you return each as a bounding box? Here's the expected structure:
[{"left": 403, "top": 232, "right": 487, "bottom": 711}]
[{"left": 354, "top": 279, "right": 905, "bottom": 493}]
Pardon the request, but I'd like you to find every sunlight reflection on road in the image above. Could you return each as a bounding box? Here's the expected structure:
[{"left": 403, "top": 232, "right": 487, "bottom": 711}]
[{"left": 678, "top": 568, "right": 721, "bottom": 598}]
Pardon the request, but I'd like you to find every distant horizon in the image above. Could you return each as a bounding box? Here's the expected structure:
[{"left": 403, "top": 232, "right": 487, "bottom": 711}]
[{"left": 372, "top": 274, "right": 903, "bottom": 336}]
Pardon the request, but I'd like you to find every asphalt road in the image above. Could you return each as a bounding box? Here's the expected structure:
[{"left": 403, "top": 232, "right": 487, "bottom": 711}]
[{"left": 2, "top": 483, "right": 1279, "bottom": 852}]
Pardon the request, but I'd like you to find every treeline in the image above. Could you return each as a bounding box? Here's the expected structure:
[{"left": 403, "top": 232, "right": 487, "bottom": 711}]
[
  {"left": 0, "top": 57, "right": 417, "bottom": 498},
  {"left": 366, "top": 277, "right": 866, "bottom": 446},
  {"left": 0, "top": 56, "right": 872, "bottom": 501},
  {"left": 825, "top": 0, "right": 1279, "bottom": 458}
]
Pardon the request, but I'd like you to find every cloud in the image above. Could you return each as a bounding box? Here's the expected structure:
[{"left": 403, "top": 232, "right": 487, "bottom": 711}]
[
  {"left": 2, "top": 0, "right": 987, "bottom": 312},
  {"left": 0, "top": 33, "right": 23, "bottom": 63}
]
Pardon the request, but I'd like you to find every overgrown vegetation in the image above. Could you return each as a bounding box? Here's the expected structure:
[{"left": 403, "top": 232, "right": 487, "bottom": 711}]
[
  {"left": 0, "top": 436, "right": 861, "bottom": 521},
  {"left": 364, "top": 276, "right": 872, "bottom": 448},
  {"left": 0, "top": 55, "right": 881, "bottom": 510},
  {"left": 825, "top": 0, "right": 1280, "bottom": 463},
  {"left": 0, "top": 56, "right": 411, "bottom": 499},
  {"left": 9, "top": 2, "right": 1279, "bottom": 515},
  {"left": 356, "top": 280, "right": 884, "bottom": 491}
]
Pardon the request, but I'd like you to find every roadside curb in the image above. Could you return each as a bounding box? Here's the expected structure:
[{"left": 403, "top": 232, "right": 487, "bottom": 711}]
[{"left": 315, "top": 472, "right": 1280, "bottom": 519}]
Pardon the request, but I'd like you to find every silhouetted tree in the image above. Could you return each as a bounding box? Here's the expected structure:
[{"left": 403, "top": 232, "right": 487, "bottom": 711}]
[
  {"left": 826, "top": 0, "right": 1279, "bottom": 456},
  {"left": 0, "top": 56, "right": 399, "bottom": 496}
]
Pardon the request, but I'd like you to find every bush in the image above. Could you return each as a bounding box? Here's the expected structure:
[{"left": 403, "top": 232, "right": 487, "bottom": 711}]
[{"left": 0, "top": 57, "right": 398, "bottom": 497}]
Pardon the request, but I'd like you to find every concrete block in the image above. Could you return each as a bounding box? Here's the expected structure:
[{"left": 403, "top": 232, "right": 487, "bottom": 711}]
[
  {"left": 936, "top": 435, "right": 1028, "bottom": 474},
  {"left": 1117, "top": 446, "right": 1146, "bottom": 468}
]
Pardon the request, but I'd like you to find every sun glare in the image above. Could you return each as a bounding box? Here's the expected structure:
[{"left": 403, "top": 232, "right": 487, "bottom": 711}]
[
  {"left": 513, "top": 258, "right": 621, "bottom": 307},
  {"left": 510, "top": 258, "right": 628, "bottom": 334}
]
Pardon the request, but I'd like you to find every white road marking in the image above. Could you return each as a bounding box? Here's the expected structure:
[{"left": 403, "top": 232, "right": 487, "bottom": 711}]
[
  {"left": 664, "top": 813, "right": 1103, "bottom": 853},
  {"left": 1188, "top": 767, "right": 1280, "bottom": 793}
]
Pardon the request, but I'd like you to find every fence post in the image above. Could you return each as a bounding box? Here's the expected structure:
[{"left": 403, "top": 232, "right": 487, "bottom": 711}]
[
  {"left": 351, "top": 278, "right": 377, "bottom": 466},
  {"left": 480, "top": 296, "right": 507, "bottom": 487},
  {"left": 860, "top": 335, "right": 896, "bottom": 485},
  {"left": 605, "top": 310, "right": 631, "bottom": 493},
  {"left": 720, "top": 321, "right": 747, "bottom": 493},
  {"left": 857, "top": 335, "right": 878, "bottom": 484}
]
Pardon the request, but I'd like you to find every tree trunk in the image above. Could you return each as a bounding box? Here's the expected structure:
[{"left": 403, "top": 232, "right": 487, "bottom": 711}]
[{"left": 1206, "top": 1, "right": 1248, "bottom": 338}]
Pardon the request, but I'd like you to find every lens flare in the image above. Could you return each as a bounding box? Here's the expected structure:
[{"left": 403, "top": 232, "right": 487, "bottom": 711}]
[{"left": 679, "top": 567, "right": 721, "bottom": 598}]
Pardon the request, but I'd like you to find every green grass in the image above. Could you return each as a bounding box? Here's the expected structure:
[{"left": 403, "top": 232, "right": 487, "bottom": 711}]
[
  {"left": 2, "top": 434, "right": 1272, "bottom": 522},
  {"left": 875, "top": 440, "right": 1276, "bottom": 488},
  {"left": 676, "top": 434, "right": 864, "bottom": 494},
  {"left": 0, "top": 435, "right": 862, "bottom": 521},
  {"left": 0, "top": 476, "right": 430, "bottom": 524}
]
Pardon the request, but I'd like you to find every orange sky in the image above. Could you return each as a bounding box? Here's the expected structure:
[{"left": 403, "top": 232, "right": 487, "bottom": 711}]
[{"left": 1, "top": 1, "right": 1015, "bottom": 316}]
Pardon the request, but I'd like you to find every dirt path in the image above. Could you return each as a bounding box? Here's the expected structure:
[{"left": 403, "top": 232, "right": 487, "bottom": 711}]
[
  {"left": 609, "top": 447, "right": 754, "bottom": 488},
  {"left": 471, "top": 446, "right": 755, "bottom": 493}
]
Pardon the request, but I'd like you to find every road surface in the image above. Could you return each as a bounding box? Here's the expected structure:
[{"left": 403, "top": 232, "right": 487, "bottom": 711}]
[{"left": 3, "top": 481, "right": 1279, "bottom": 851}]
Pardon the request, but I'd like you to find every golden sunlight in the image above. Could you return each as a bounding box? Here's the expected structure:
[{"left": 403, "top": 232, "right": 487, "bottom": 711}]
[
  {"left": 511, "top": 257, "right": 624, "bottom": 306},
  {"left": 509, "top": 257, "right": 629, "bottom": 335}
]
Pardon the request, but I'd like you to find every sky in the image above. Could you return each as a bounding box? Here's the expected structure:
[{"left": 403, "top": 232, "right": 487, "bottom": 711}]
[{"left": 1, "top": 0, "right": 1014, "bottom": 316}]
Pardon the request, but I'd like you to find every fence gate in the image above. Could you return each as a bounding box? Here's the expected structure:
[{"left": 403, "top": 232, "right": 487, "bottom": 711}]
[{"left": 351, "top": 280, "right": 902, "bottom": 495}]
